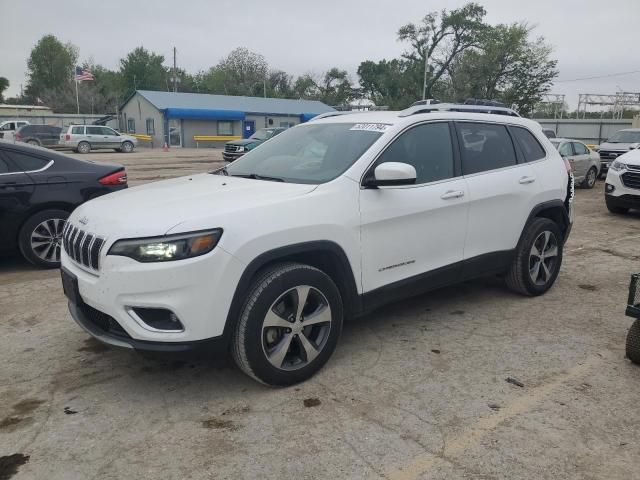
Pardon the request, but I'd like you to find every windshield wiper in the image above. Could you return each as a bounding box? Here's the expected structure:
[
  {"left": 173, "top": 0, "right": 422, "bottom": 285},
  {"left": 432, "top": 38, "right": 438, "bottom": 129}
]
[{"left": 231, "top": 173, "right": 285, "bottom": 182}]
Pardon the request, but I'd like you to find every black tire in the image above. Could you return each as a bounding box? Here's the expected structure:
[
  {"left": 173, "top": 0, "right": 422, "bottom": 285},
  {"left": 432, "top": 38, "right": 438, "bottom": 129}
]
[
  {"left": 121, "top": 141, "right": 134, "bottom": 153},
  {"left": 27, "top": 139, "right": 40, "bottom": 147},
  {"left": 627, "top": 319, "right": 640, "bottom": 365},
  {"left": 505, "top": 217, "right": 563, "bottom": 296},
  {"left": 232, "top": 262, "right": 343, "bottom": 386},
  {"left": 581, "top": 167, "right": 597, "bottom": 189},
  {"left": 77, "top": 141, "right": 91, "bottom": 154},
  {"left": 18, "top": 209, "right": 69, "bottom": 268},
  {"left": 606, "top": 197, "right": 629, "bottom": 215}
]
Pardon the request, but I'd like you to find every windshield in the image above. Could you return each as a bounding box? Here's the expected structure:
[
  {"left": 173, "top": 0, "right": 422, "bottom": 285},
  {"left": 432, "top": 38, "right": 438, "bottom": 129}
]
[
  {"left": 607, "top": 130, "right": 640, "bottom": 143},
  {"left": 250, "top": 129, "right": 273, "bottom": 141},
  {"left": 222, "top": 123, "right": 384, "bottom": 184}
]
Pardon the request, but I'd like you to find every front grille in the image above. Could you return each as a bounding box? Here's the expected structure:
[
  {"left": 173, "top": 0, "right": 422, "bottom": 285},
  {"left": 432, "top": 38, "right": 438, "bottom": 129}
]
[
  {"left": 62, "top": 223, "right": 105, "bottom": 270},
  {"left": 600, "top": 150, "right": 625, "bottom": 160},
  {"left": 621, "top": 171, "right": 640, "bottom": 190},
  {"left": 80, "top": 303, "right": 131, "bottom": 339},
  {"left": 224, "top": 144, "right": 239, "bottom": 153}
]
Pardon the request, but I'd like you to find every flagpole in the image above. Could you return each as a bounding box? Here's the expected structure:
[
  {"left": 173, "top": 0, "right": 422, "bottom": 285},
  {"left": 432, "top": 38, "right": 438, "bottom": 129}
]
[{"left": 75, "top": 79, "right": 80, "bottom": 115}]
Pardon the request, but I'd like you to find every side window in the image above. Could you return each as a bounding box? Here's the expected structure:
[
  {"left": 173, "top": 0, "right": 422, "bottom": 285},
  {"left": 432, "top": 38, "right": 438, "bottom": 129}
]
[
  {"left": 101, "top": 127, "right": 117, "bottom": 136},
  {"left": 146, "top": 118, "right": 155, "bottom": 135},
  {"left": 127, "top": 118, "right": 136, "bottom": 133},
  {"left": 0, "top": 156, "right": 21, "bottom": 173},
  {"left": 218, "top": 121, "right": 233, "bottom": 136},
  {"left": 1, "top": 123, "right": 15, "bottom": 131},
  {"left": 85, "top": 126, "right": 101, "bottom": 135},
  {"left": 511, "top": 127, "right": 546, "bottom": 162},
  {"left": 71, "top": 126, "right": 84, "bottom": 135},
  {"left": 6, "top": 151, "right": 49, "bottom": 171},
  {"left": 558, "top": 143, "right": 573, "bottom": 157},
  {"left": 573, "top": 142, "right": 589, "bottom": 155},
  {"left": 376, "top": 122, "right": 454, "bottom": 184},
  {"left": 458, "top": 122, "right": 517, "bottom": 175}
]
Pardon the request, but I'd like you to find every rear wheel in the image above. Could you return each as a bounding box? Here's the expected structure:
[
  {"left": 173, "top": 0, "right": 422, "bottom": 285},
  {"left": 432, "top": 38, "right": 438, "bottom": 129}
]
[
  {"left": 626, "top": 319, "right": 640, "bottom": 365},
  {"left": 232, "top": 262, "right": 343, "bottom": 386},
  {"left": 77, "top": 141, "right": 91, "bottom": 154},
  {"left": 505, "top": 217, "right": 563, "bottom": 296},
  {"left": 18, "top": 209, "right": 69, "bottom": 268},
  {"left": 582, "top": 167, "right": 597, "bottom": 189},
  {"left": 27, "top": 139, "right": 40, "bottom": 147}
]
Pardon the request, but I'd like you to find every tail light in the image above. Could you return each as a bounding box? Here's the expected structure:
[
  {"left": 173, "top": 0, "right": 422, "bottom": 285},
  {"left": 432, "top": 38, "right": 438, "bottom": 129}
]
[
  {"left": 15, "top": 132, "right": 22, "bottom": 140},
  {"left": 99, "top": 170, "right": 128, "bottom": 186},
  {"left": 65, "top": 134, "right": 71, "bottom": 140}
]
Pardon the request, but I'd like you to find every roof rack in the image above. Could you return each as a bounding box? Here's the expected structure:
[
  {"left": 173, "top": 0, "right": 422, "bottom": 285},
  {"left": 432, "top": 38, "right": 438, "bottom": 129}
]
[
  {"left": 309, "top": 111, "right": 356, "bottom": 121},
  {"left": 399, "top": 103, "right": 520, "bottom": 118}
]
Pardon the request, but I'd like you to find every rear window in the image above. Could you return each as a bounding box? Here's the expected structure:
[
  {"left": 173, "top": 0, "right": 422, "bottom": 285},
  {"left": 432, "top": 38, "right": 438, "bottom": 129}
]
[
  {"left": 457, "top": 122, "right": 517, "bottom": 175},
  {"left": 71, "top": 126, "right": 84, "bottom": 134},
  {"left": 511, "top": 127, "right": 546, "bottom": 162}
]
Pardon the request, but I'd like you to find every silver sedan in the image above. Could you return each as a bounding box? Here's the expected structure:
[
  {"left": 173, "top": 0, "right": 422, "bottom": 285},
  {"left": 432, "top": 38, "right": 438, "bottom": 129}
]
[{"left": 550, "top": 138, "right": 601, "bottom": 188}]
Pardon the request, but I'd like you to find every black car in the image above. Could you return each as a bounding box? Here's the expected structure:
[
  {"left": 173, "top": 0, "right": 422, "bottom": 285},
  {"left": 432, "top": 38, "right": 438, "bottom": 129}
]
[
  {"left": 0, "top": 141, "right": 127, "bottom": 268},
  {"left": 15, "top": 124, "right": 63, "bottom": 147}
]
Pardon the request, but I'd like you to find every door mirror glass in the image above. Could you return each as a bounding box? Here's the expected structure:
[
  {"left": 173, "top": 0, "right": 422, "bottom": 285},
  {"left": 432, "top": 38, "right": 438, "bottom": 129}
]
[{"left": 366, "top": 162, "right": 417, "bottom": 187}]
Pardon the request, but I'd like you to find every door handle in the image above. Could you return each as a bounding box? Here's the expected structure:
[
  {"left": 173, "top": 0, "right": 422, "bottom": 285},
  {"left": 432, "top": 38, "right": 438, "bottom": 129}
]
[
  {"left": 519, "top": 176, "right": 536, "bottom": 185},
  {"left": 440, "top": 190, "right": 465, "bottom": 200}
]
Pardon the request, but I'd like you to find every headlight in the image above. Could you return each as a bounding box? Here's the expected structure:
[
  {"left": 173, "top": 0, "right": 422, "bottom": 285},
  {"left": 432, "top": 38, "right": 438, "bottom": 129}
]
[
  {"left": 237, "top": 146, "right": 245, "bottom": 152},
  {"left": 108, "top": 229, "right": 222, "bottom": 262},
  {"left": 610, "top": 160, "right": 627, "bottom": 172}
]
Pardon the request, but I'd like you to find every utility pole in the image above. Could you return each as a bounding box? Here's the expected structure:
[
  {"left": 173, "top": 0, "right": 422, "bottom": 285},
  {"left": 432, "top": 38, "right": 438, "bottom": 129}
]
[
  {"left": 173, "top": 47, "right": 177, "bottom": 93},
  {"left": 422, "top": 52, "right": 428, "bottom": 100}
]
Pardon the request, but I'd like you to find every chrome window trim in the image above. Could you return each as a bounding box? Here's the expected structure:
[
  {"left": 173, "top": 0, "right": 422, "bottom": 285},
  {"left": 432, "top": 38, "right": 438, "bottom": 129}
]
[{"left": 0, "top": 159, "right": 54, "bottom": 177}]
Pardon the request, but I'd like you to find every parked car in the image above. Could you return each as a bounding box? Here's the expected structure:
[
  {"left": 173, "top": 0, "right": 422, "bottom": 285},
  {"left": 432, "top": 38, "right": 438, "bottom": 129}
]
[
  {"left": 0, "top": 120, "right": 30, "bottom": 142},
  {"left": 550, "top": 138, "right": 600, "bottom": 188},
  {"left": 597, "top": 128, "right": 640, "bottom": 174},
  {"left": 223, "top": 127, "right": 286, "bottom": 162},
  {"left": 604, "top": 148, "right": 640, "bottom": 214},
  {"left": 60, "top": 103, "right": 573, "bottom": 386},
  {"left": 626, "top": 273, "right": 640, "bottom": 365},
  {"left": 15, "top": 124, "right": 62, "bottom": 147},
  {"left": 59, "top": 125, "right": 138, "bottom": 154},
  {"left": 0, "top": 140, "right": 127, "bottom": 268}
]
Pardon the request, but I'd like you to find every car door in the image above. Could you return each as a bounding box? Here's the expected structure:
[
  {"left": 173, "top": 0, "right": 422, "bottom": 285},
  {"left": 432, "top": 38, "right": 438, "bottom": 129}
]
[
  {"left": 557, "top": 142, "right": 580, "bottom": 177},
  {"left": 101, "top": 126, "right": 121, "bottom": 148},
  {"left": 572, "top": 141, "right": 593, "bottom": 177},
  {"left": 359, "top": 121, "right": 469, "bottom": 295},
  {"left": 1, "top": 122, "right": 16, "bottom": 141},
  {"left": 85, "top": 126, "right": 106, "bottom": 149},
  {"left": 456, "top": 121, "right": 540, "bottom": 262},
  {"left": 0, "top": 151, "right": 36, "bottom": 251}
]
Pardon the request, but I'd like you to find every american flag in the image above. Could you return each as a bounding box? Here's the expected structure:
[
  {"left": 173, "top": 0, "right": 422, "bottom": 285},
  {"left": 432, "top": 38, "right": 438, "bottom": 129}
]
[{"left": 74, "top": 66, "right": 95, "bottom": 82}]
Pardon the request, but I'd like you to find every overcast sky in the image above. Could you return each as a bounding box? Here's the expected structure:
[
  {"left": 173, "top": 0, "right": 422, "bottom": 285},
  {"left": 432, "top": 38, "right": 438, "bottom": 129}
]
[{"left": 1, "top": 0, "right": 639, "bottom": 109}]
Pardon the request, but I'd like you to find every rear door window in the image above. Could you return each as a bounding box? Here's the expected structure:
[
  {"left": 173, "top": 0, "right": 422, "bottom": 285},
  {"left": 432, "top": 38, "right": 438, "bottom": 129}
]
[
  {"left": 0, "top": 155, "right": 21, "bottom": 173},
  {"left": 5, "top": 151, "right": 50, "bottom": 171},
  {"left": 71, "top": 126, "right": 84, "bottom": 135},
  {"left": 511, "top": 127, "right": 546, "bottom": 162},
  {"left": 457, "top": 123, "right": 517, "bottom": 175}
]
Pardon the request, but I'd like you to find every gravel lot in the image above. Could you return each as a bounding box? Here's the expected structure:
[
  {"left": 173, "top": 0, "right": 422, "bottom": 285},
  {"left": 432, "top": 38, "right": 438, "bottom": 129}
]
[{"left": 1, "top": 148, "right": 639, "bottom": 480}]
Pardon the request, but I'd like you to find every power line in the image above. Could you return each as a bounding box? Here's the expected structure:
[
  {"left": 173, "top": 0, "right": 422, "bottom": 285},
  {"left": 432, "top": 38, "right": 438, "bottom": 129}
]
[{"left": 554, "top": 69, "right": 640, "bottom": 83}]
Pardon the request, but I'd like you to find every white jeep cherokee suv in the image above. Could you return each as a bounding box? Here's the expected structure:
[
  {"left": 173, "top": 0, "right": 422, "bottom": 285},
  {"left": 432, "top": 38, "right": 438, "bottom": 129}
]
[
  {"left": 60, "top": 104, "right": 574, "bottom": 386},
  {"left": 604, "top": 148, "right": 640, "bottom": 214}
]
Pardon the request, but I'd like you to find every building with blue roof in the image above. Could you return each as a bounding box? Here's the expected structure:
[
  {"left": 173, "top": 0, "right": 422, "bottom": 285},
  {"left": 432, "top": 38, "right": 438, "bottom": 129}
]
[{"left": 119, "top": 90, "right": 335, "bottom": 148}]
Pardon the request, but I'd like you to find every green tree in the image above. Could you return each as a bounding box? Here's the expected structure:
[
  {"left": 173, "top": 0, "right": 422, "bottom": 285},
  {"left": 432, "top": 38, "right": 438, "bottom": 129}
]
[
  {"left": 0, "top": 77, "right": 8, "bottom": 102},
  {"left": 358, "top": 59, "right": 421, "bottom": 109},
  {"left": 216, "top": 47, "right": 269, "bottom": 96},
  {"left": 120, "top": 47, "right": 167, "bottom": 94},
  {"left": 397, "top": 3, "right": 486, "bottom": 99},
  {"left": 267, "top": 70, "right": 294, "bottom": 98},
  {"left": 25, "top": 35, "right": 78, "bottom": 100}
]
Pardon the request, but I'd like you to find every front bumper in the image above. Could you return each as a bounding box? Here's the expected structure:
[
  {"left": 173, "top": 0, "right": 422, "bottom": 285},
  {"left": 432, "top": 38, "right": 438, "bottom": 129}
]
[
  {"left": 61, "top": 245, "right": 246, "bottom": 345},
  {"left": 605, "top": 167, "right": 640, "bottom": 210},
  {"left": 222, "top": 151, "right": 245, "bottom": 162}
]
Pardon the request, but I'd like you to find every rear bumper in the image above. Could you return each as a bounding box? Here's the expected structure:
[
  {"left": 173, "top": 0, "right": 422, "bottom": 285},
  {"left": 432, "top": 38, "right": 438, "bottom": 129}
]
[{"left": 68, "top": 300, "right": 228, "bottom": 353}]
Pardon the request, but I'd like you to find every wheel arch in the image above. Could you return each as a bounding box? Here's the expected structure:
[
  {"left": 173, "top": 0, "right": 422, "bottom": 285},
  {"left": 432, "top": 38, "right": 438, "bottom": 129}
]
[
  {"left": 16, "top": 202, "right": 75, "bottom": 241},
  {"left": 522, "top": 200, "right": 570, "bottom": 244},
  {"left": 222, "top": 241, "right": 361, "bottom": 344}
]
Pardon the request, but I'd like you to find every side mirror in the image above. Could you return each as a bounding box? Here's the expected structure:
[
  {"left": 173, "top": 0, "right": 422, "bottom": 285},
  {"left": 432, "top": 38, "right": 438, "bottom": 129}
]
[
  {"left": 629, "top": 143, "right": 640, "bottom": 150},
  {"left": 364, "top": 162, "right": 417, "bottom": 187}
]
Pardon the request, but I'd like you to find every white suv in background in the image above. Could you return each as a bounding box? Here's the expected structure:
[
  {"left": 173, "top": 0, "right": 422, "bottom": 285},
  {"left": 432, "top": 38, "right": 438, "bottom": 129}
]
[
  {"left": 60, "top": 104, "right": 573, "bottom": 386},
  {"left": 604, "top": 148, "right": 640, "bottom": 214},
  {"left": 59, "top": 124, "right": 137, "bottom": 153}
]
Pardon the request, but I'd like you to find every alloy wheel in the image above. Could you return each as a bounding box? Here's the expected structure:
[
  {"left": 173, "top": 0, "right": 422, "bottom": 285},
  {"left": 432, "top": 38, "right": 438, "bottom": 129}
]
[
  {"left": 261, "top": 285, "right": 332, "bottom": 371},
  {"left": 30, "top": 218, "right": 66, "bottom": 263},
  {"left": 586, "top": 168, "right": 596, "bottom": 188},
  {"left": 529, "top": 231, "right": 559, "bottom": 286}
]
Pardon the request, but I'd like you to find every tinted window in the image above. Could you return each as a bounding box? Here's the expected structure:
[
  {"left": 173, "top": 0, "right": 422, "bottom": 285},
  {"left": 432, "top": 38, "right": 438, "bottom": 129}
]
[
  {"left": 1, "top": 123, "right": 15, "bottom": 131},
  {"left": 573, "top": 142, "right": 589, "bottom": 155},
  {"left": 558, "top": 143, "right": 573, "bottom": 157},
  {"left": 377, "top": 122, "right": 454, "bottom": 184},
  {"left": 86, "top": 126, "right": 103, "bottom": 135},
  {"left": 512, "top": 127, "right": 546, "bottom": 162},
  {"left": 458, "top": 123, "right": 517, "bottom": 175},
  {"left": 0, "top": 156, "right": 20, "bottom": 173},
  {"left": 6, "top": 151, "right": 49, "bottom": 171},
  {"left": 71, "top": 126, "right": 84, "bottom": 134}
]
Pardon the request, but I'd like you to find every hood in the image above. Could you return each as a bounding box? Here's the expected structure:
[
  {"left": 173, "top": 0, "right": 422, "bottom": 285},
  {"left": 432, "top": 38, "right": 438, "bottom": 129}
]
[
  {"left": 599, "top": 141, "right": 640, "bottom": 151},
  {"left": 617, "top": 149, "right": 640, "bottom": 166},
  {"left": 227, "top": 139, "right": 260, "bottom": 147},
  {"left": 69, "top": 173, "right": 316, "bottom": 239}
]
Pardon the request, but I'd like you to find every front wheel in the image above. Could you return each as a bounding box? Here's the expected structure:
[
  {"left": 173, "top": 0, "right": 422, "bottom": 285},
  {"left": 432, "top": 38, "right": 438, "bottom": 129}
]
[
  {"left": 77, "top": 141, "right": 91, "bottom": 154},
  {"left": 582, "top": 167, "right": 597, "bottom": 189},
  {"left": 627, "top": 319, "right": 640, "bottom": 365},
  {"left": 18, "top": 209, "right": 69, "bottom": 268},
  {"left": 505, "top": 217, "right": 563, "bottom": 296},
  {"left": 232, "top": 262, "right": 343, "bottom": 386},
  {"left": 120, "top": 141, "right": 134, "bottom": 153},
  {"left": 27, "top": 139, "right": 40, "bottom": 147}
]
